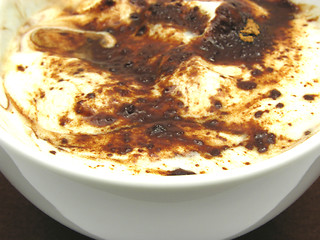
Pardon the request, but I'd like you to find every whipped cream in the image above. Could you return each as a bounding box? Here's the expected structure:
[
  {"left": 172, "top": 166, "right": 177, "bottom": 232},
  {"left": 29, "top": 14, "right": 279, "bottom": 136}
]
[{"left": 2, "top": 0, "right": 320, "bottom": 175}]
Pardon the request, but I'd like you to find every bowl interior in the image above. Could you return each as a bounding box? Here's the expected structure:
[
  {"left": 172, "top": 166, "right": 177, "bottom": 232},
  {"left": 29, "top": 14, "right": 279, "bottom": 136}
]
[{"left": 0, "top": 0, "right": 320, "bottom": 187}]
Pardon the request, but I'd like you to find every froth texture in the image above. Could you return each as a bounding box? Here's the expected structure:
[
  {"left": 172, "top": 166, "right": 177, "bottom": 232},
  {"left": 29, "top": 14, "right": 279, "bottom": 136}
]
[{"left": 2, "top": 0, "right": 320, "bottom": 175}]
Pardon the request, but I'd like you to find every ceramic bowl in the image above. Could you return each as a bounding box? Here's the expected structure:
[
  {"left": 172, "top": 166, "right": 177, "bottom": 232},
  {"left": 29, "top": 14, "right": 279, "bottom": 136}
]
[{"left": 0, "top": 1, "right": 319, "bottom": 240}]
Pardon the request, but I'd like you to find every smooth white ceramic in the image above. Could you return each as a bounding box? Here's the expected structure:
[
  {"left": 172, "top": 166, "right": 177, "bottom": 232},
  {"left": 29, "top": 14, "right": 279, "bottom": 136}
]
[{"left": 0, "top": 1, "right": 319, "bottom": 240}]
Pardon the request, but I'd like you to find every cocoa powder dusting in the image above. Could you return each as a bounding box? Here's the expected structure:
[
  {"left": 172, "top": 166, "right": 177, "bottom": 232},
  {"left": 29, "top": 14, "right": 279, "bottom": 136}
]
[{"left": 13, "top": 0, "right": 304, "bottom": 175}]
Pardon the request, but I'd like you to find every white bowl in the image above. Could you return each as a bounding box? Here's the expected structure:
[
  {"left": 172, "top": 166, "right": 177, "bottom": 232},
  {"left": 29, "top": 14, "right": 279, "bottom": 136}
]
[{"left": 0, "top": 1, "right": 319, "bottom": 240}]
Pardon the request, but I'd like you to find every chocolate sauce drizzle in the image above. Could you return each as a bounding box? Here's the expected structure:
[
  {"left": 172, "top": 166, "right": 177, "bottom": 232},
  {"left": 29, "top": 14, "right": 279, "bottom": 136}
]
[{"left": 27, "top": 0, "right": 300, "bottom": 175}]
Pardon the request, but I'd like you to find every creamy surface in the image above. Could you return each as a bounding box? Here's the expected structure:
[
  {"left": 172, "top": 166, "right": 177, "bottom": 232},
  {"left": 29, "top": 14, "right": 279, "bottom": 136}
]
[{"left": 2, "top": 0, "right": 320, "bottom": 176}]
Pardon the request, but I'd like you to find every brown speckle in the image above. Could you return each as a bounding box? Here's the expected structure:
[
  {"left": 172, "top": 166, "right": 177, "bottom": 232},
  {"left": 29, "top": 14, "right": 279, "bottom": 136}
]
[
  {"left": 269, "top": 89, "right": 282, "bottom": 100},
  {"left": 276, "top": 103, "right": 284, "bottom": 108},
  {"left": 17, "top": 65, "right": 26, "bottom": 72},
  {"left": 237, "top": 81, "right": 257, "bottom": 90},
  {"left": 167, "top": 168, "right": 196, "bottom": 176},
  {"left": 254, "top": 110, "right": 264, "bottom": 118},
  {"left": 303, "top": 94, "right": 317, "bottom": 101},
  {"left": 305, "top": 131, "right": 311, "bottom": 135}
]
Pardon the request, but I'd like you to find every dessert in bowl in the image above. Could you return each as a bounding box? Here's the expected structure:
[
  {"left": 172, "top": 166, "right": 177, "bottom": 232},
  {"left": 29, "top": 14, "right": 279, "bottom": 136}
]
[{"left": 0, "top": 0, "right": 319, "bottom": 239}]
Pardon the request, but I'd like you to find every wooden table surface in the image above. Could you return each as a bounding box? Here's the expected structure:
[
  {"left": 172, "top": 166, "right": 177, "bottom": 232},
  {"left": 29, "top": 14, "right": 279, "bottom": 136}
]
[{"left": 0, "top": 172, "right": 319, "bottom": 240}]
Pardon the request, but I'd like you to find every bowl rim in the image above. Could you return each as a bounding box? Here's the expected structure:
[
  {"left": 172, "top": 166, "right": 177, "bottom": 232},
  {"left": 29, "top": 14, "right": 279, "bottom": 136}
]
[{"left": 0, "top": 122, "right": 319, "bottom": 189}]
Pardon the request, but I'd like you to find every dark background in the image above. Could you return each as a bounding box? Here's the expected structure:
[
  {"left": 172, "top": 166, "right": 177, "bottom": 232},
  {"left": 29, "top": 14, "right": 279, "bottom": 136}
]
[{"left": 0, "top": 172, "right": 319, "bottom": 240}]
